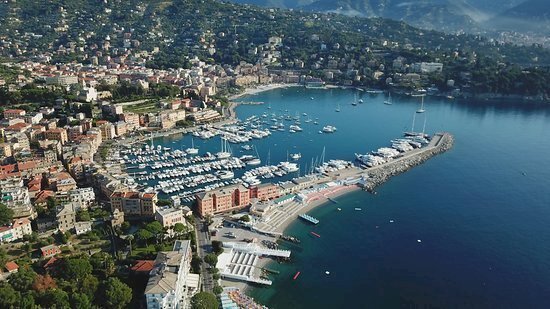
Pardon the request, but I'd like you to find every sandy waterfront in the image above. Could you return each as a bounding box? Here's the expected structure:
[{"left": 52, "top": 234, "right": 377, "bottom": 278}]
[
  {"left": 229, "top": 83, "right": 300, "bottom": 100},
  {"left": 274, "top": 185, "right": 362, "bottom": 234}
]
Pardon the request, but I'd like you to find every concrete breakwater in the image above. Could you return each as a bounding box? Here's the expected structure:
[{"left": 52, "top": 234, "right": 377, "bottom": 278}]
[{"left": 362, "top": 133, "right": 454, "bottom": 192}]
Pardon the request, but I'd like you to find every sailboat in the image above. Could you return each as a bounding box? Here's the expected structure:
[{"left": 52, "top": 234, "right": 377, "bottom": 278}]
[
  {"left": 416, "top": 96, "right": 426, "bottom": 113},
  {"left": 352, "top": 93, "right": 358, "bottom": 106},
  {"left": 186, "top": 137, "right": 199, "bottom": 155},
  {"left": 247, "top": 146, "right": 261, "bottom": 166},
  {"left": 216, "top": 137, "right": 231, "bottom": 159},
  {"left": 404, "top": 112, "right": 428, "bottom": 137},
  {"left": 384, "top": 93, "right": 393, "bottom": 105},
  {"left": 335, "top": 103, "right": 341, "bottom": 112},
  {"left": 267, "top": 102, "right": 272, "bottom": 109}
]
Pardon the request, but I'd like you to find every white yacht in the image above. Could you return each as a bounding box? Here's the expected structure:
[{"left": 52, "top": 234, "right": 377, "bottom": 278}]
[
  {"left": 289, "top": 125, "right": 303, "bottom": 132},
  {"left": 216, "top": 170, "right": 234, "bottom": 179},
  {"left": 290, "top": 153, "right": 301, "bottom": 160},
  {"left": 322, "top": 125, "right": 337, "bottom": 133},
  {"left": 216, "top": 137, "right": 231, "bottom": 159},
  {"left": 186, "top": 138, "right": 199, "bottom": 155}
]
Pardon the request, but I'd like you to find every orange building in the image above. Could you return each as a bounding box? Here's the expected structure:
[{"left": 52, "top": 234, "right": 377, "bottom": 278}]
[
  {"left": 196, "top": 184, "right": 250, "bottom": 217},
  {"left": 3, "top": 109, "right": 26, "bottom": 119},
  {"left": 44, "top": 128, "right": 68, "bottom": 145},
  {"left": 249, "top": 183, "right": 280, "bottom": 201},
  {"left": 110, "top": 191, "right": 158, "bottom": 216}
]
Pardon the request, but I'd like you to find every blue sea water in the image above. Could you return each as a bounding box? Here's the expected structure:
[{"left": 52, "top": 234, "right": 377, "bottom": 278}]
[{"left": 154, "top": 87, "right": 550, "bottom": 308}]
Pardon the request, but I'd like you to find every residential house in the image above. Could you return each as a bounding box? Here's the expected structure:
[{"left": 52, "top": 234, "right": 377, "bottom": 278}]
[
  {"left": 40, "top": 245, "right": 61, "bottom": 258},
  {"left": 56, "top": 203, "right": 77, "bottom": 232},
  {"left": 155, "top": 207, "right": 185, "bottom": 228},
  {"left": 110, "top": 191, "right": 158, "bottom": 217},
  {"left": 145, "top": 240, "right": 197, "bottom": 309}
]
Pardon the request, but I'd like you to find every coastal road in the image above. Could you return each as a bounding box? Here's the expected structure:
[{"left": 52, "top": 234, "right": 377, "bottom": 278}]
[{"left": 194, "top": 217, "right": 214, "bottom": 292}]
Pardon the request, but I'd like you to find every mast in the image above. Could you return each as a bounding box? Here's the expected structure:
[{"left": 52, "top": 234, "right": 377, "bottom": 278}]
[
  {"left": 422, "top": 114, "right": 427, "bottom": 135},
  {"left": 267, "top": 149, "right": 271, "bottom": 165},
  {"left": 411, "top": 112, "right": 417, "bottom": 133},
  {"left": 321, "top": 146, "right": 326, "bottom": 164}
]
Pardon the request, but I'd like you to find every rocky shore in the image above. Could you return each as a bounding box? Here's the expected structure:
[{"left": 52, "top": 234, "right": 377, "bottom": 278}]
[{"left": 363, "top": 133, "right": 454, "bottom": 193}]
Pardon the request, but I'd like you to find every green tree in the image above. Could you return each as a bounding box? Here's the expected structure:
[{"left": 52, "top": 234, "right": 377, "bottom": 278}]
[
  {"left": 19, "top": 292, "right": 35, "bottom": 309},
  {"left": 145, "top": 221, "right": 164, "bottom": 239},
  {"left": 173, "top": 222, "right": 187, "bottom": 236},
  {"left": 213, "top": 285, "right": 223, "bottom": 295},
  {"left": 9, "top": 268, "right": 37, "bottom": 292},
  {"left": 71, "top": 293, "right": 92, "bottom": 309},
  {"left": 157, "top": 199, "right": 172, "bottom": 206},
  {"left": 136, "top": 228, "right": 153, "bottom": 246},
  {"left": 37, "top": 289, "right": 70, "bottom": 309},
  {"left": 0, "top": 247, "right": 8, "bottom": 268},
  {"left": 0, "top": 203, "right": 14, "bottom": 225},
  {"left": 191, "top": 254, "right": 202, "bottom": 274},
  {"left": 76, "top": 210, "right": 91, "bottom": 222},
  {"left": 204, "top": 254, "right": 218, "bottom": 267},
  {"left": 191, "top": 292, "right": 219, "bottom": 309},
  {"left": 211, "top": 240, "right": 223, "bottom": 255},
  {"left": 239, "top": 215, "right": 250, "bottom": 222},
  {"left": 102, "top": 277, "right": 132, "bottom": 309},
  {"left": 90, "top": 252, "right": 115, "bottom": 277},
  {"left": 62, "top": 258, "right": 93, "bottom": 284},
  {"left": 80, "top": 274, "right": 99, "bottom": 299},
  {"left": 121, "top": 222, "right": 131, "bottom": 233},
  {"left": 0, "top": 282, "right": 19, "bottom": 308}
]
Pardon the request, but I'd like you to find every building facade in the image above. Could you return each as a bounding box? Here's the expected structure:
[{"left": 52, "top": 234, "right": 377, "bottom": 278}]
[
  {"left": 110, "top": 191, "right": 158, "bottom": 217},
  {"left": 145, "top": 240, "right": 195, "bottom": 309},
  {"left": 195, "top": 184, "right": 250, "bottom": 217}
]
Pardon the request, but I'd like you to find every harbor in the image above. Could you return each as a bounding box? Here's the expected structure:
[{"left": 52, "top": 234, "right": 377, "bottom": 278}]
[{"left": 101, "top": 86, "right": 458, "bottom": 297}]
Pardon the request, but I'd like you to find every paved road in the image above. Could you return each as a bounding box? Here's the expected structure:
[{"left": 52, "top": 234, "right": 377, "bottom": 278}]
[{"left": 194, "top": 217, "right": 214, "bottom": 292}]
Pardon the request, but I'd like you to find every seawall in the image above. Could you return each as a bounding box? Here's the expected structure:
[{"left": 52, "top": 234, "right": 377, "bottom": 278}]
[{"left": 362, "top": 133, "right": 454, "bottom": 192}]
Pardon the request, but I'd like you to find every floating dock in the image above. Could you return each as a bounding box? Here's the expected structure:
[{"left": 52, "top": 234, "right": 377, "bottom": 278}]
[{"left": 299, "top": 214, "right": 320, "bottom": 224}]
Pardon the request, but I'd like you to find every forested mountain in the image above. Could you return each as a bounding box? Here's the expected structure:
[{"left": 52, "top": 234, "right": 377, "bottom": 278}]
[
  {"left": 1, "top": 0, "right": 548, "bottom": 67},
  {"left": 221, "top": 0, "right": 525, "bottom": 33},
  {"left": 486, "top": 0, "right": 550, "bottom": 32}
]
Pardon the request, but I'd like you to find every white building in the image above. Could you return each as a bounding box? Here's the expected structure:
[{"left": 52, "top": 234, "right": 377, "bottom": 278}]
[
  {"left": 74, "top": 221, "right": 93, "bottom": 235},
  {"left": 69, "top": 187, "right": 96, "bottom": 209},
  {"left": 145, "top": 240, "right": 199, "bottom": 309},
  {"left": 155, "top": 207, "right": 185, "bottom": 228},
  {"left": 0, "top": 218, "right": 33, "bottom": 243},
  {"left": 0, "top": 177, "right": 33, "bottom": 218},
  {"left": 78, "top": 87, "right": 98, "bottom": 102},
  {"left": 411, "top": 62, "right": 444, "bottom": 74}
]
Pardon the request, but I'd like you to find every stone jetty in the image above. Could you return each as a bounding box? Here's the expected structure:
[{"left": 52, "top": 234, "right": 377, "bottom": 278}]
[{"left": 362, "top": 132, "right": 454, "bottom": 192}]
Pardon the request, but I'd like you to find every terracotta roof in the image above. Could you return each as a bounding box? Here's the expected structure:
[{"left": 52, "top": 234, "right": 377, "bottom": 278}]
[
  {"left": 6, "top": 122, "right": 30, "bottom": 131},
  {"left": 17, "top": 161, "right": 37, "bottom": 171},
  {"left": 0, "top": 164, "right": 17, "bottom": 174},
  {"left": 5, "top": 261, "right": 19, "bottom": 272},
  {"left": 131, "top": 260, "right": 155, "bottom": 272},
  {"left": 34, "top": 190, "right": 55, "bottom": 204},
  {"left": 4, "top": 109, "right": 25, "bottom": 114},
  {"left": 12, "top": 218, "right": 31, "bottom": 228}
]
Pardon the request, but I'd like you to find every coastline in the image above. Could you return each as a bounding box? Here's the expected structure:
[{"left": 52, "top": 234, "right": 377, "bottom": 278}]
[
  {"left": 235, "top": 185, "right": 363, "bottom": 296},
  {"left": 274, "top": 185, "right": 361, "bottom": 234},
  {"left": 228, "top": 83, "right": 301, "bottom": 101}
]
